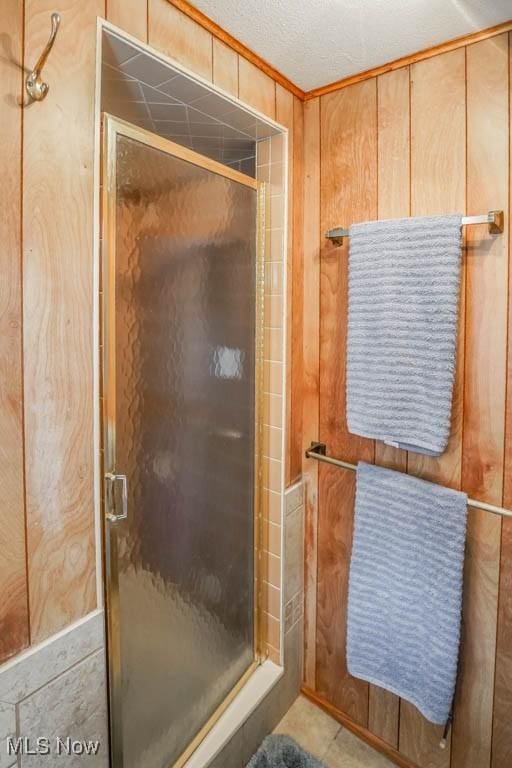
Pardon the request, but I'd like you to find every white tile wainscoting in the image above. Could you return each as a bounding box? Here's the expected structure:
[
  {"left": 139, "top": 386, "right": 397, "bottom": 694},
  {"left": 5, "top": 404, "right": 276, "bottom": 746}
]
[{"left": 0, "top": 611, "right": 108, "bottom": 768}]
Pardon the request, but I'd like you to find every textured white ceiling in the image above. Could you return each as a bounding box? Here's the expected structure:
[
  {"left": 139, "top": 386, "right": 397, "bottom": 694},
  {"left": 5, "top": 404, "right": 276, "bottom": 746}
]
[{"left": 192, "top": 0, "right": 511, "bottom": 91}]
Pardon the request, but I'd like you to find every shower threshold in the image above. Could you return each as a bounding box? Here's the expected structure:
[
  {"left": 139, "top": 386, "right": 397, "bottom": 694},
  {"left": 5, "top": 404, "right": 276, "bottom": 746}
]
[{"left": 184, "top": 660, "right": 283, "bottom": 768}]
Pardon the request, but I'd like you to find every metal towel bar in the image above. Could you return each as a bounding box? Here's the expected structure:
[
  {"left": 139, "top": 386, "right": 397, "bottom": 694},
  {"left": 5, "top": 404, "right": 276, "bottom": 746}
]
[
  {"left": 305, "top": 441, "right": 512, "bottom": 519},
  {"left": 325, "top": 210, "right": 504, "bottom": 246}
]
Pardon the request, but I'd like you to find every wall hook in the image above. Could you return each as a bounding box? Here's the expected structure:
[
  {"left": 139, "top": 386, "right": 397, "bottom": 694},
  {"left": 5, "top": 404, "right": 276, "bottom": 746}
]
[{"left": 26, "top": 12, "right": 61, "bottom": 101}]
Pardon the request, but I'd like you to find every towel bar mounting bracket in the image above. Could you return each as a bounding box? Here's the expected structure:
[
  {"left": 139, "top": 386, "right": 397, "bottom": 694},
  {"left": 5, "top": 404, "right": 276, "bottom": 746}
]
[
  {"left": 489, "top": 209, "right": 505, "bottom": 234},
  {"left": 306, "top": 441, "right": 327, "bottom": 458}
]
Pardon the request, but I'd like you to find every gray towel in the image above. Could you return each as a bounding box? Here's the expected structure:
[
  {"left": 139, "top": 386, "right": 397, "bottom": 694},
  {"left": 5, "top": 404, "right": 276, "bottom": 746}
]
[
  {"left": 347, "top": 462, "right": 467, "bottom": 724},
  {"left": 347, "top": 214, "right": 463, "bottom": 456}
]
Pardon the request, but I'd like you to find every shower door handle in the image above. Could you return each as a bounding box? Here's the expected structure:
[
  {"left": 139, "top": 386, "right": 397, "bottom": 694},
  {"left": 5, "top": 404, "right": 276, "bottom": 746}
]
[{"left": 105, "top": 472, "right": 128, "bottom": 523}]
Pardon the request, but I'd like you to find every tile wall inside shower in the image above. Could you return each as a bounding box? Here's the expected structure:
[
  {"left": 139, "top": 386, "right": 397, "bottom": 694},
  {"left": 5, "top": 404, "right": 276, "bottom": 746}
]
[{"left": 257, "top": 133, "right": 287, "bottom": 664}]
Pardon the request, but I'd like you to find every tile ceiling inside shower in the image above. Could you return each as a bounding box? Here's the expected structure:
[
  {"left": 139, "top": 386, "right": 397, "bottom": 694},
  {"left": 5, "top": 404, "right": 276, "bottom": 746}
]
[{"left": 102, "top": 31, "right": 280, "bottom": 176}]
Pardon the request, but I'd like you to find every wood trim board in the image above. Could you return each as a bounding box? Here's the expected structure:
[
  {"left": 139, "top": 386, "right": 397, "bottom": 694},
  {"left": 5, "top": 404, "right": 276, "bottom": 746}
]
[
  {"left": 301, "top": 686, "right": 418, "bottom": 768},
  {"left": 166, "top": 0, "right": 305, "bottom": 98},
  {"left": 305, "top": 20, "right": 512, "bottom": 99},
  {"left": 163, "top": 3, "right": 511, "bottom": 102}
]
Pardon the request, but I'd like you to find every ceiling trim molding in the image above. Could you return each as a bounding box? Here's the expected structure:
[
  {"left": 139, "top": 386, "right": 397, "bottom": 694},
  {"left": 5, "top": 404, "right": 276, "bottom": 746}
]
[
  {"left": 304, "top": 18, "right": 512, "bottom": 100},
  {"left": 165, "top": 5, "right": 511, "bottom": 102},
  {"left": 166, "top": 0, "right": 306, "bottom": 99}
]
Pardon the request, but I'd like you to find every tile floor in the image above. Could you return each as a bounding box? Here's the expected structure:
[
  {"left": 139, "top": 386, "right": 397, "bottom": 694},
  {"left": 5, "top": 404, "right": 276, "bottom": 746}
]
[{"left": 274, "top": 696, "right": 394, "bottom": 767}]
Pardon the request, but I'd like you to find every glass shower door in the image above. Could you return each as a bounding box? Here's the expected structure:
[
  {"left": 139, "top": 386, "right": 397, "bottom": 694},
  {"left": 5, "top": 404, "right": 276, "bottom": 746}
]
[{"left": 102, "top": 116, "right": 263, "bottom": 768}]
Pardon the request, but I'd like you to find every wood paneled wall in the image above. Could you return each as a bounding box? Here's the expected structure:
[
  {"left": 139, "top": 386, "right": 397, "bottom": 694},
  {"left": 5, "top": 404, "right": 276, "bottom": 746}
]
[
  {"left": 0, "top": 0, "right": 29, "bottom": 661},
  {"left": 303, "top": 32, "right": 512, "bottom": 768},
  {"left": 6, "top": 16, "right": 508, "bottom": 767},
  {"left": 0, "top": 0, "right": 302, "bottom": 664},
  {"left": 24, "top": 0, "right": 100, "bottom": 646}
]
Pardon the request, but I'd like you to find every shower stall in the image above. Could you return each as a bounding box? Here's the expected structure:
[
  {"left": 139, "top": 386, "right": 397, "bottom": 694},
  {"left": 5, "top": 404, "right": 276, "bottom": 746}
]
[{"left": 101, "top": 114, "right": 265, "bottom": 768}]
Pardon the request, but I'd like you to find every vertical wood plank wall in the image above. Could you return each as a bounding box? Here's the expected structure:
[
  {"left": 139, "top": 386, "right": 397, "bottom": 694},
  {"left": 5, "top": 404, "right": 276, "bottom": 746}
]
[
  {"left": 401, "top": 49, "right": 466, "bottom": 768},
  {"left": 23, "top": 0, "right": 101, "bottom": 646},
  {"left": 316, "top": 81, "right": 376, "bottom": 727},
  {"left": 368, "top": 65, "right": 409, "bottom": 749},
  {"left": 0, "top": 0, "right": 29, "bottom": 662},
  {"left": 303, "top": 32, "right": 512, "bottom": 768},
  {"left": 5, "top": 6, "right": 512, "bottom": 765},
  {"left": 302, "top": 96, "right": 321, "bottom": 690},
  {"left": 453, "top": 36, "right": 508, "bottom": 768},
  {"left": 1, "top": 0, "right": 302, "bottom": 663},
  {"left": 106, "top": 0, "right": 148, "bottom": 41},
  {"left": 494, "top": 40, "right": 512, "bottom": 768}
]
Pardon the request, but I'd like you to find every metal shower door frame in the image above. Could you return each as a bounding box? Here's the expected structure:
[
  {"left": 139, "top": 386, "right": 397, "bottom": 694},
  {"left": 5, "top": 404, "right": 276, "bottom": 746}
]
[{"left": 100, "top": 113, "right": 266, "bottom": 768}]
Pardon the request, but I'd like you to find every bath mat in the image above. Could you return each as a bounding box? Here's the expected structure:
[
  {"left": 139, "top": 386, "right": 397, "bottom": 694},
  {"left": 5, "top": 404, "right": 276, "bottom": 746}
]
[{"left": 246, "top": 734, "right": 325, "bottom": 768}]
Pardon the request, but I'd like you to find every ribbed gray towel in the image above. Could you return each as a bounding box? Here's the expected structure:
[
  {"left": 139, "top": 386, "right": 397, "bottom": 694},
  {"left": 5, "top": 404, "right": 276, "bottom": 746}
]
[
  {"left": 347, "top": 214, "right": 463, "bottom": 456},
  {"left": 347, "top": 462, "right": 468, "bottom": 724}
]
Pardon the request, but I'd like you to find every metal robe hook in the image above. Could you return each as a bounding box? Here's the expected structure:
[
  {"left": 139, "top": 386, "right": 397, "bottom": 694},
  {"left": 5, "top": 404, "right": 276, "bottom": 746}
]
[{"left": 26, "top": 12, "right": 61, "bottom": 101}]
